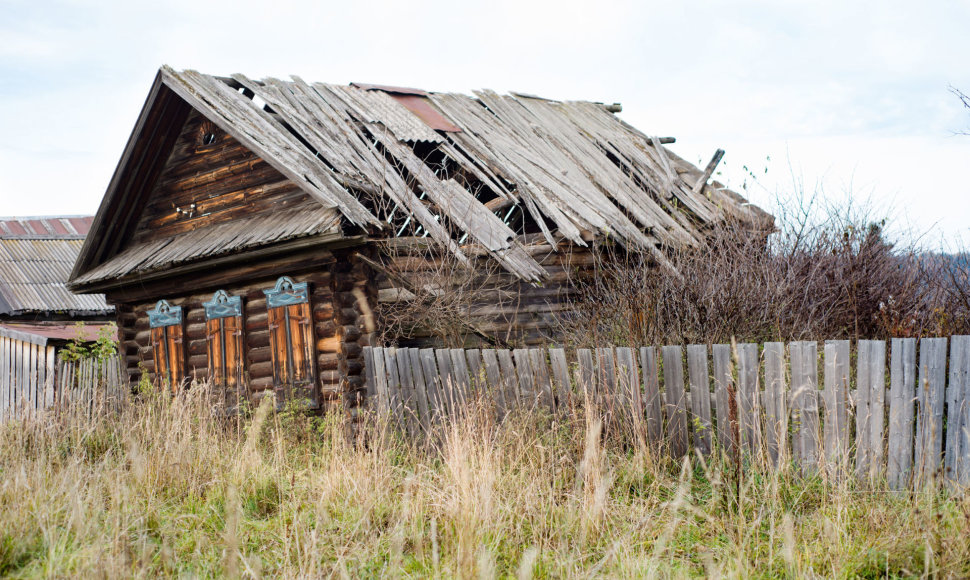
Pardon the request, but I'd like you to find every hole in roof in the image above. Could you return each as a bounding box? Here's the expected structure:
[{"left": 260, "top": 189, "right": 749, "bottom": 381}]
[{"left": 201, "top": 133, "right": 217, "bottom": 146}]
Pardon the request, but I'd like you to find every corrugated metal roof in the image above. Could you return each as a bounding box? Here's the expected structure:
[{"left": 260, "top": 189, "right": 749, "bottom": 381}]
[
  {"left": 0, "top": 231, "right": 111, "bottom": 316},
  {"left": 0, "top": 216, "right": 93, "bottom": 239}
]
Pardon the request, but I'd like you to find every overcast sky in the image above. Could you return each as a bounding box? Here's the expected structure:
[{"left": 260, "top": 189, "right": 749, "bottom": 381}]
[{"left": 2, "top": 0, "right": 968, "bottom": 245}]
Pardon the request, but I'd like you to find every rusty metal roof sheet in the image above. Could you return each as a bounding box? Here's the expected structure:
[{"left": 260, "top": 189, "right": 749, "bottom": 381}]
[
  {"left": 0, "top": 232, "right": 111, "bottom": 316},
  {"left": 0, "top": 216, "right": 93, "bottom": 239}
]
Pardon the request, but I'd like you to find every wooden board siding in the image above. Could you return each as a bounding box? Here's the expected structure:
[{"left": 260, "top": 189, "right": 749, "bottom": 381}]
[{"left": 131, "top": 110, "right": 311, "bottom": 244}]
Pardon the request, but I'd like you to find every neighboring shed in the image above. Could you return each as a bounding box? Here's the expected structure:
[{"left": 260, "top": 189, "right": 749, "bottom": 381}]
[
  {"left": 0, "top": 216, "right": 116, "bottom": 418},
  {"left": 68, "top": 66, "right": 770, "bottom": 415}
]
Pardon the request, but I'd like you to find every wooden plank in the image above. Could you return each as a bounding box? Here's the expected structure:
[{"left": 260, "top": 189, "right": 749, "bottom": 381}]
[
  {"left": 576, "top": 349, "right": 596, "bottom": 404},
  {"left": 596, "top": 347, "right": 618, "bottom": 413},
  {"left": 548, "top": 348, "right": 571, "bottom": 409},
  {"left": 513, "top": 349, "right": 537, "bottom": 406},
  {"left": 736, "top": 343, "right": 761, "bottom": 456},
  {"left": 362, "top": 346, "right": 377, "bottom": 407},
  {"left": 615, "top": 347, "right": 643, "bottom": 426},
  {"left": 419, "top": 348, "right": 443, "bottom": 423},
  {"left": 887, "top": 338, "right": 917, "bottom": 490},
  {"left": 371, "top": 347, "right": 389, "bottom": 414},
  {"left": 384, "top": 348, "right": 405, "bottom": 428},
  {"left": 662, "top": 345, "right": 689, "bottom": 457},
  {"left": 712, "top": 345, "right": 736, "bottom": 457},
  {"left": 855, "top": 340, "right": 887, "bottom": 482},
  {"left": 915, "top": 337, "right": 947, "bottom": 489},
  {"left": 449, "top": 348, "right": 471, "bottom": 409},
  {"left": 686, "top": 344, "right": 713, "bottom": 456},
  {"left": 435, "top": 349, "right": 456, "bottom": 416},
  {"left": 395, "top": 348, "right": 418, "bottom": 436},
  {"left": 639, "top": 346, "right": 662, "bottom": 446},
  {"left": 529, "top": 349, "right": 555, "bottom": 410},
  {"left": 945, "top": 336, "right": 970, "bottom": 485},
  {"left": 465, "top": 349, "right": 484, "bottom": 398},
  {"left": 496, "top": 349, "right": 520, "bottom": 410},
  {"left": 1, "top": 337, "right": 8, "bottom": 420},
  {"left": 790, "top": 341, "right": 820, "bottom": 475},
  {"left": 823, "top": 340, "right": 850, "bottom": 473},
  {"left": 763, "top": 342, "right": 787, "bottom": 467},
  {"left": 481, "top": 349, "right": 506, "bottom": 416}
]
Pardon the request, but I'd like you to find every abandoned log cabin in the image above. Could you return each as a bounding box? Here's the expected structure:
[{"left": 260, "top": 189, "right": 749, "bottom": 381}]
[{"left": 68, "top": 66, "right": 770, "bottom": 413}]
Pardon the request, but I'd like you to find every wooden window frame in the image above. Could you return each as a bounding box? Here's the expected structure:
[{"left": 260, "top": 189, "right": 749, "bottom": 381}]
[
  {"left": 203, "top": 289, "right": 246, "bottom": 396},
  {"left": 147, "top": 299, "right": 186, "bottom": 394},
  {"left": 263, "top": 276, "right": 317, "bottom": 406}
]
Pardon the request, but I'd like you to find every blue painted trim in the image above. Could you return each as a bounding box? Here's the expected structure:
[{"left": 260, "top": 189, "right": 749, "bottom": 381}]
[
  {"left": 148, "top": 299, "right": 182, "bottom": 328},
  {"left": 263, "top": 276, "right": 309, "bottom": 308},
  {"left": 203, "top": 290, "right": 242, "bottom": 320}
]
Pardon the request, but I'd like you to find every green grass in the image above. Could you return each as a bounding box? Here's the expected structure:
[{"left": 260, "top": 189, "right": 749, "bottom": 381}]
[{"left": 0, "top": 387, "right": 967, "bottom": 578}]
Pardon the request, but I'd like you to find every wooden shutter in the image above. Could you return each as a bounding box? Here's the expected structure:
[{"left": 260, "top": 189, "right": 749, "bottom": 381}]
[
  {"left": 148, "top": 300, "right": 185, "bottom": 395},
  {"left": 264, "top": 276, "right": 317, "bottom": 405},
  {"left": 204, "top": 290, "right": 246, "bottom": 395}
]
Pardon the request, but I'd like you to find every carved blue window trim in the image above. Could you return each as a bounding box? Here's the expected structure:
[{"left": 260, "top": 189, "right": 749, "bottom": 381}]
[
  {"left": 203, "top": 289, "right": 243, "bottom": 320},
  {"left": 148, "top": 299, "right": 182, "bottom": 328},
  {"left": 263, "top": 276, "right": 309, "bottom": 308}
]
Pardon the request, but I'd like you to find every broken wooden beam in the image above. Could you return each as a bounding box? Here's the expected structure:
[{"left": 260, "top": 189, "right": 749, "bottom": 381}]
[{"left": 691, "top": 149, "right": 725, "bottom": 197}]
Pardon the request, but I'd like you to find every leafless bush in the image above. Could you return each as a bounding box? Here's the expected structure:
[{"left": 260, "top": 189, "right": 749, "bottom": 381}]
[
  {"left": 559, "top": 191, "right": 969, "bottom": 346},
  {"left": 372, "top": 241, "right": 520, "bottom": 349}
]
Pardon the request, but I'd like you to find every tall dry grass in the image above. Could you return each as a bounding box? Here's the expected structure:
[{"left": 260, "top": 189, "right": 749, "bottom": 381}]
[{"left": 1, "top": 383, "right": 969, "bottom": 578}]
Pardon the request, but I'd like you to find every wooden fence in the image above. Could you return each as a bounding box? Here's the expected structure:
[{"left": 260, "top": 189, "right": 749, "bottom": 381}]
[
  {"left": 364, "top": 336, "right": 970, "bottom": 490},
  {"left": 0, "top": 331, "right": 126, "bottom": 421}
]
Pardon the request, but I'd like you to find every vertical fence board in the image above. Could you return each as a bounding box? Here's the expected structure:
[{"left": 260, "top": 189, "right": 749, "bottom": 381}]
[
  {"left": 576, "top": 349, "right": 596, "bottom": 403},
  {"left": 888, "top": 338, "right": 917, "bottom": 490},
  {"left": 662, "top": 345, "right": 689, "bottom": 457},
  {"left": 736, "top": 343, "right": 761, "bottom": 457},
  {"left": 529, "top": 349, "right": 555, "bottom": 409},
  {"left": 615, "top": 347, "right": 642, "bottom": 423},
  {"left": 595, "top": 348, "right": 617, "bottom": 412},
  {"left": 384, "top": 348, "right": 405, "bottom": 427},
  {"left": 394, "top": 348, "right": 417, "bottom": 435},
  {"left": 363, "top": 346, "right": 377, "bottom": 404},
  {"left": 856, "top": 340, "right": 887, "bottom": 481},
  {"left": 791, "top": 341, "right": 820, "bottom": 474},
  {"left": 763, "top": 342, "right": 787, "bottom": 466},
  {"left": 686, "top": 344, "right": 713, "bottom": 456},
  {"left": 419, "top": 349, "right": 443, "bottom": 422},
  {"left": 465, "top": 349, "right": 484, "bottom": 397},
  {"left": 513, "top": 349, "right": 536, "bottom": 406},
  {"left": 434, "top": 349, "right": 456, "bottom": 416},
  {"left": 481, "top": 349, "right": 506, "bottom": 416},
  {"left": 371, "top": 347, "right": 389, "bottom": 413},
  {"left": 945, "top": 336, "right": 970, "bottom": 485},
  {"left": 449, "top": 348, "right": 471, "bottom": 408},
  {"left": 406, "top": 349, "right": 432, "bottom": 432},
  {"left": 915, "top": 337, "right": 947, "bottom": 488},
  {"left": 823, "top": 340, "right": 851, "bottom": 472},
  {"left": 548, "top": 348, "right": 571, "bottom": 408},
  {"left": 639, "top": 347, "right": 663, "bottom": 445},
  {"left": 712, "top": 344, "right": 735, "bottom": 455},
  {"left": 496, "top": 349, "right": 519, "bottom": 409}
]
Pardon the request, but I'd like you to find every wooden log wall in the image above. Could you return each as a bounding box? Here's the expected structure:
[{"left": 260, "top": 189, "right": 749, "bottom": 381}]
[
  {"left": 111, "top": 250, "right": 376, "bottom": 416},
  {"left": 376, "top": 236, "right": 598, "bottom": 348},
  {"left": 365, "top": 335, "right": 970, "bottom": 491},
  {"left": 131, "top": 110, "right": 312, "bottom": 244}
]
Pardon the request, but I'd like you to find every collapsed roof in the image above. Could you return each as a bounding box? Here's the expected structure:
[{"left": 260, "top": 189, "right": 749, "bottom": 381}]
[{"left": 71, "top": 66, "right": 769, "bottom": 289}]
